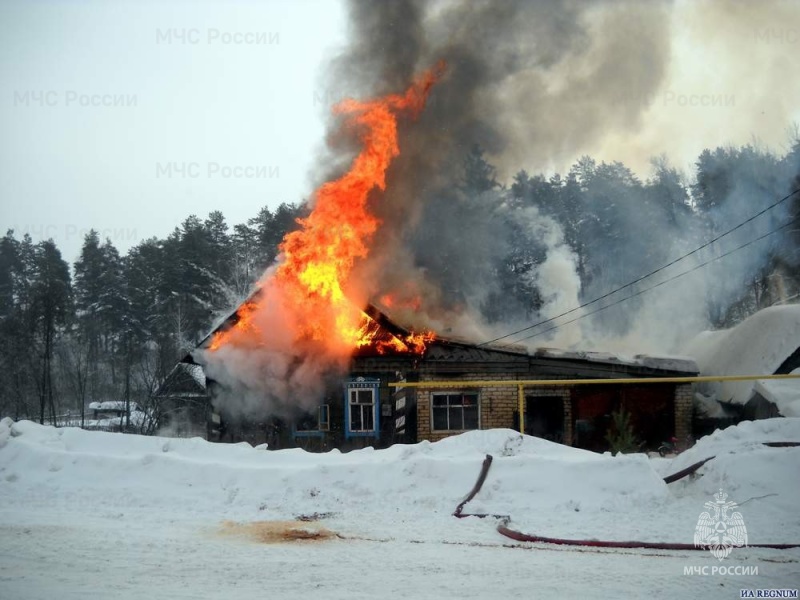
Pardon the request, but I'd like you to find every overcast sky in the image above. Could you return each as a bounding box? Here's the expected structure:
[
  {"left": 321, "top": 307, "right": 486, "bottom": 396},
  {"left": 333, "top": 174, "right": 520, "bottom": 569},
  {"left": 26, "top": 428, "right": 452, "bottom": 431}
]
[
  {"left": 0, "top": 0, "right": 346, "bottom": 263},
  {"left": 2, "top": 0, "right": 799, "bottom": 266}
]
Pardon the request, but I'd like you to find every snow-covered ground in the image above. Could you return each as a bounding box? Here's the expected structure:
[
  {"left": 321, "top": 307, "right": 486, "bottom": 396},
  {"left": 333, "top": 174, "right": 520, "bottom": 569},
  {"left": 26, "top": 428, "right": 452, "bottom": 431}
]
[{"left": 1, "top": 417, "right": 798, "bottom": 599}]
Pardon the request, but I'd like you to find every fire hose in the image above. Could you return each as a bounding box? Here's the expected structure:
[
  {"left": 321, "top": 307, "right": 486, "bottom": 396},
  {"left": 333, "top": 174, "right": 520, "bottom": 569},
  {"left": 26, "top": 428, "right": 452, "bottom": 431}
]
[{"left": 454, "top": 445, "right": 800, "bottom": 551}]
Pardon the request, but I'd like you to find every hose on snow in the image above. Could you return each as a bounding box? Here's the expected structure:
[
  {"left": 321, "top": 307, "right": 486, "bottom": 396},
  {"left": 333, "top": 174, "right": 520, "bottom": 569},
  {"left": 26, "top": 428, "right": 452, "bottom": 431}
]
[{"left": 454, "top": 446, "right": 800, "bottom": 551}]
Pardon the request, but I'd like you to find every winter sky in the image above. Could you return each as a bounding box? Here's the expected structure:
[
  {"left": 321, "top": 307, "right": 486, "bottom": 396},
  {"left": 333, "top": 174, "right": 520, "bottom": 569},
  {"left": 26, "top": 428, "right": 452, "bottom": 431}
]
[
  {"left": 1, "top": 0, "right": 799, "bottom": 264},
  {"left": 0, "top": 0, "right": 347, "bottom": 262}
]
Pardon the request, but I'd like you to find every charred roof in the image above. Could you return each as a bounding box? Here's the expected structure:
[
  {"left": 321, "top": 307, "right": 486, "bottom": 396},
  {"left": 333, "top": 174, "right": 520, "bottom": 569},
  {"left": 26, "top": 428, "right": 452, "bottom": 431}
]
[{"left": 183, "top": 298, "right": 698, "bottom": 377}]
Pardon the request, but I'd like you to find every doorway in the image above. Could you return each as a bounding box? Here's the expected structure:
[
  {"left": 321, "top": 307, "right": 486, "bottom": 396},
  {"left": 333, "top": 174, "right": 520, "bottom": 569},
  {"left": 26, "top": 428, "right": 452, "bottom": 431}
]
[{"left": 525, "top": 396, "right": 564, "bottom": 444}]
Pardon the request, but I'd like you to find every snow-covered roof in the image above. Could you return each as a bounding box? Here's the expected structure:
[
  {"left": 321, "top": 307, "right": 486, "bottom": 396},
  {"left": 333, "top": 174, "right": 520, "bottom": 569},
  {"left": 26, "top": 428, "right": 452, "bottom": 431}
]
[
  {"left": 185, "top": 363, "right": 206, "bottom": 387},
  {"left": 88, "top": 401, "right": 142, "bottom": 412},
  {"left": 531, "top": 348, "right": 698, "bottom": 373},
  {"left": 60, "top": 410, "right": 149, "bottom": 429},
  {"left": 154, "top": 362, "right": 208, "bottom": 398},
  {"left": 684, "top": 305, "right": 800, "bottom": 413},
  {"left": 754, "top": 370, "right": 800, "bottom": 417}
]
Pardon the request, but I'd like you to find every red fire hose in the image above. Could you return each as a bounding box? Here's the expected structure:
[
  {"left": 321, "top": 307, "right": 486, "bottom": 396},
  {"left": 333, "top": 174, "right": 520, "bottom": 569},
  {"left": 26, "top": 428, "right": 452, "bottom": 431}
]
[{"left": 454, "top": 446, "right": 800, "bottom": 551}]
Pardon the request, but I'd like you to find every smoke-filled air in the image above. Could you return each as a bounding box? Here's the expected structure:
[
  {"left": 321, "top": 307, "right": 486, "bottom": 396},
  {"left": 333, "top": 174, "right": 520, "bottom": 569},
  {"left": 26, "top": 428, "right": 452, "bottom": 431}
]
[{"left": 197, "top": 0, "right": 800, "bottom": 418}]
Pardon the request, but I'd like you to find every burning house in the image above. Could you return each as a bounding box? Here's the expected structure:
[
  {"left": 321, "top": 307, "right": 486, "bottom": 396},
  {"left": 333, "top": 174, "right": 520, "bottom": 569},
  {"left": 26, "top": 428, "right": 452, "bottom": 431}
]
[
  {"left": 157, "top": 299, "right": 698, "bottom": 453},
  {"left": 154, "top": 63, "right": 703, "bottom": 453}
]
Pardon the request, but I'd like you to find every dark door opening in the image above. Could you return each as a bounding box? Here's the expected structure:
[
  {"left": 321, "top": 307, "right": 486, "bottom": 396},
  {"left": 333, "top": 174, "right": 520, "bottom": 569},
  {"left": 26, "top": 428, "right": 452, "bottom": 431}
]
[{"left": 525, "top": 396, "right": 564, "bottom": 444}]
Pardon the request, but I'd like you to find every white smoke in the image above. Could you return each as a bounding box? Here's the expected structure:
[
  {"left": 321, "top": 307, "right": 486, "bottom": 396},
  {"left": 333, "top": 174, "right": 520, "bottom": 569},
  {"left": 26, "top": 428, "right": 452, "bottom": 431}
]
[
  {"left": 518, "top": 207, "right": 584, "bottom": 348},
  {"left": 204, "top": 0, "right": 800, "bottom": 422},
  {"left": 201, "top": 267, "right": 350, "bottom": 421}
]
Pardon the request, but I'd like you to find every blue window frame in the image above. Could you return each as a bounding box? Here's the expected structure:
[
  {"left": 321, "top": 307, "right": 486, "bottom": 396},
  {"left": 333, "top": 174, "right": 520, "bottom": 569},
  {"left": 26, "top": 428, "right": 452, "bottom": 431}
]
[{"left": 345, "top": 378, "right": 380, "bottom": 439}]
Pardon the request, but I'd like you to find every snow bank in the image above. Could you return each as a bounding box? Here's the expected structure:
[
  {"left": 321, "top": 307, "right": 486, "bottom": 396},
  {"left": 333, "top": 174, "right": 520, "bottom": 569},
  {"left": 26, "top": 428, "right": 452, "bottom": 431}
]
[
  {"left": 0, "top": 423, "right": 660, "bottom": 532},
  {"left": 648, "top": 418, "right": 800, "bottom": 545},
  {"left": 426, "top": 428, "right": 598, "bottom": 460},
  {"left": 1, "top": 419, "right": 798, "bottom": 546},
  {"left": 684, "top": 305, "right": 800, "bottom": 413},
  {"left": 664, "top": 417, "right": 800, "bottom": 474}
]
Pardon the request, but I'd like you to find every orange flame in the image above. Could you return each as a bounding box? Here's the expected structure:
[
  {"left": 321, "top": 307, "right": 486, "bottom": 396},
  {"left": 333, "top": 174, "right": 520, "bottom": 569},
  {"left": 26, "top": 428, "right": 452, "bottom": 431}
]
[
  {"left": 208, "top": 298, "right": 260, "bottom": 351},
  {"left": 354, "top": 310, "right": 436, "bottom": 355},
  {"left": 378, "top": 293, "right": 423, "bottom": 312},
  {"left": 210, "top": 63, "right": 444, "bottom": 355}
]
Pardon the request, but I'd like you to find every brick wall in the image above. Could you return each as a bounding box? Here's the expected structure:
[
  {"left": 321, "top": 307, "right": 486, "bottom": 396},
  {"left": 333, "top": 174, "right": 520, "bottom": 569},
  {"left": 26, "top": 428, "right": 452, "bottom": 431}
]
[
  {"left": 415, "top": 376, "right": 689, "bottom": 448},
  {"left": 416, "top": 373, "right": 519, "bottom": 442},
  {"left": 415, "top": 375, "right": 575, "bottom": 444},
  {"left": 564, "top": 392, "right": 573, "bottom": 446},
  {"left": 674, "top": 383, "right": 693, "bottom": 443}
]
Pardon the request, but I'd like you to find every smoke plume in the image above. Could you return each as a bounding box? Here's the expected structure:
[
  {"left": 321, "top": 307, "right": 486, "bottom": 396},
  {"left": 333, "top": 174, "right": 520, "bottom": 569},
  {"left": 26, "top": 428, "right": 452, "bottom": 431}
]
[
  {"left": 326, "top": 0, "right": 799, "bottom": 348},
  {"left": 205, "top": 0, "right": 800, "bottom": 419}
]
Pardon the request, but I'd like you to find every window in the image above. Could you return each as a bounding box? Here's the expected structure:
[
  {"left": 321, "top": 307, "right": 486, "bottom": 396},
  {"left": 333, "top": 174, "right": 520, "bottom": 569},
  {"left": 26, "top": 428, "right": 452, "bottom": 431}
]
[
  {"left": 432, "top": 393, "right": 479, "bottom": 431},
  {"left": 349, "top": 389, "right": 375, "bottom": 432},
  {"left": 293, "top": 404, "right": 330, "bottom": 437},
  {"left": 345, "top": 378, "right": 380, "bottom": 439},
  {"left": 318, "top": 404, "right": 330, "bottom": 432}
]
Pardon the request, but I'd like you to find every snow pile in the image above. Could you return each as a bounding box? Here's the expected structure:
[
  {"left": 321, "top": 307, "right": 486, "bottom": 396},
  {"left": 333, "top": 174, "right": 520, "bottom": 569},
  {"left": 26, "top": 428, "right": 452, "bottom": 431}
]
[
  {"left": 0, "top": 423, "right": 630, "bottom": 531},
  {"left": 648, "top": 418, "right": 800, "bottom": 546},
  {"left": 1, "top": 418, "right": 799, "bottom": 598},
  {"left": 2, "top": 419, "right": 798, "bottom": 547},
  {"left": 685, "top": 305, "right": 800, "bottom": 413},
  {"left": 663, "top": 417, "right": 800, "bottom": 474}
]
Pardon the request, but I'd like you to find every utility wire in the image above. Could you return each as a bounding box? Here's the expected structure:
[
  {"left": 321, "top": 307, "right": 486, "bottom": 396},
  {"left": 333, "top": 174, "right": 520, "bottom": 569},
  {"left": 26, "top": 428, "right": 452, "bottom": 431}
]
[
  {"left": 478, "top": 187, "right": 800, "bottom": 347},
  {"left": 509, "top": 214, "right": 799, "bottom": 345}
]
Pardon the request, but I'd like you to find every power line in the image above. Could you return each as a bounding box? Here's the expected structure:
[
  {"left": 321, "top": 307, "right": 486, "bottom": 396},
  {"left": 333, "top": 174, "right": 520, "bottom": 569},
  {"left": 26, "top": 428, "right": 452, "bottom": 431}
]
[
  {"left": 509, "top": 214, "right": 799, "bottom": 345},
  {"left": 478, "top": 186, "right": 800, "bottom": 347}
]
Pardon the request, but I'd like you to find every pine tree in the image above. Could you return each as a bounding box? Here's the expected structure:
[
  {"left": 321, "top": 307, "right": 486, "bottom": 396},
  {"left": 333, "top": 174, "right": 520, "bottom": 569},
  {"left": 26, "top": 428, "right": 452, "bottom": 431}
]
[
  {"left": 73, "top": 231, "right": 126, "bottom": 407},
  {"left": 30, "top": 240, "right": 71, "bottom": 424},
  {"left": 460, "top": 145, "right": 499, "bottom": 194},
  {"left": 604, "top": 407, "right": 640, "bottom": 455},
  {"left": 0, "top": 231, "right": 34, "bottom": 419}
]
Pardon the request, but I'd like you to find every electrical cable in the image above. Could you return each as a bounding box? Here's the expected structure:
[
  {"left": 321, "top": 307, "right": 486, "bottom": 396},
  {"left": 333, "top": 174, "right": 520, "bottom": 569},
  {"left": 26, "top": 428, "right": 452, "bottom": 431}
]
[
  {"left": 478, "top": 187, "right": 800, "bottom": 347},
  {"left": 509, "top": 215, "right": 799, "bottom": 344}
]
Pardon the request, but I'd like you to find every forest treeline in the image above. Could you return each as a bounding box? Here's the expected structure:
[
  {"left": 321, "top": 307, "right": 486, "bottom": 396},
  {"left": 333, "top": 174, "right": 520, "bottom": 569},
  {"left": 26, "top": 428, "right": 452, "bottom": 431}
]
[{"left": 1, "top": 139, "right": 799, "bottom": 429}]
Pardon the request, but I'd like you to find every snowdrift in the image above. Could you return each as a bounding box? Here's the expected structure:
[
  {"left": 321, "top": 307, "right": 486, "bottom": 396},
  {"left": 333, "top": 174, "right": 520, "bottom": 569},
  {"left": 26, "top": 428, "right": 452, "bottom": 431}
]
[{"left": 1, "top": 417, "right": 799, "bottom": 546}]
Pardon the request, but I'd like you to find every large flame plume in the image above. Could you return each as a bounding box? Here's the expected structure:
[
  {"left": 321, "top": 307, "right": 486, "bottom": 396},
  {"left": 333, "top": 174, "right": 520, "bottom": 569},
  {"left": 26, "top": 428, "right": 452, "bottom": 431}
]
[{"left": 209, "top": 63, "right": 444, "bottom": 359}]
